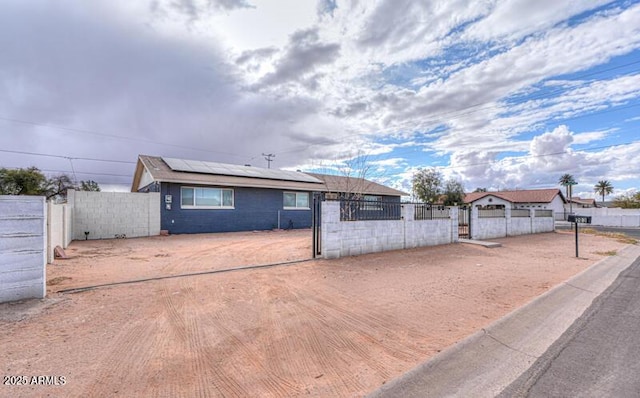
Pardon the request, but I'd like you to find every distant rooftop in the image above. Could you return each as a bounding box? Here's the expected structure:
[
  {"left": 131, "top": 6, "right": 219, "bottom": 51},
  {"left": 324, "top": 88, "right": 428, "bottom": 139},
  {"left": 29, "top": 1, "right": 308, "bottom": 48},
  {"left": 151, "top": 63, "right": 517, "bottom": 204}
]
[{"left": 464, "top": 189, "right": 566, "bottom": 204}]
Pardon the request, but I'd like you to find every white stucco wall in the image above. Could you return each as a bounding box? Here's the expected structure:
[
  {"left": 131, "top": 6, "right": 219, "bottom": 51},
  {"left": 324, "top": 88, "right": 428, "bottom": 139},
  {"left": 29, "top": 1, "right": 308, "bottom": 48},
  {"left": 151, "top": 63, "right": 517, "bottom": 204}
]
[
  {"left": 0, "top": 196, "right": 46, "bottom": 302},
  {"left": 565, "top": 208, "right": 640, "bottom": 227},
  {"left": 472, "top": 207, "right": 555, "bottom": 240},
  {"left": 533, "top": 216, "right": 555, "bottom": 233},
  {"left": 47, "top": 202, "right": 73, "bottom": 263},
  {"left": 472, "top": 215, "right": 507, "bottom": 240},
  {"left": 508, "top": 214, "right": 531, "bottom": 236}
]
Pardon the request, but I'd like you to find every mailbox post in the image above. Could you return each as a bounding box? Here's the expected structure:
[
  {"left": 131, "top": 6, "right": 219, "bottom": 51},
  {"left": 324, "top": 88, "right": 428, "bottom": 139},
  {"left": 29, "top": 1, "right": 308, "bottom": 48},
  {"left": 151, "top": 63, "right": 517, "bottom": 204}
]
[{"left": 567, "top": 215, "right": 592, "bottom": 257}]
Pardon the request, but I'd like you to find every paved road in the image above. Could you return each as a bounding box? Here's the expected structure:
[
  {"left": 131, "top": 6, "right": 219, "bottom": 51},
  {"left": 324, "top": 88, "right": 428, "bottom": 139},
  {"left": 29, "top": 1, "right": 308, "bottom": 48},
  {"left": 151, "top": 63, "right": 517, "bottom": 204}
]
[
  {"left": 499, "top": 255, "right": 640, "bottom": 397},
  {"left": 588, "top": 225, "right": 640, "bottom": 239},
  {"left": 556, "top": 223, "right": 640, "bottom": 239}
]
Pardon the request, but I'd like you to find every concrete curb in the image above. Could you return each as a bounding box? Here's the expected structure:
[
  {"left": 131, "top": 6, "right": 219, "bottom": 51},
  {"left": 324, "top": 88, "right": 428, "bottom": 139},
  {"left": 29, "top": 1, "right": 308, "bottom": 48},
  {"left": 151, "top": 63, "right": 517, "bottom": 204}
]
[
  {"left": 368, "top": 244, "right": 640, "bottom": 398},
  {"left": 459, "top": 239, "right": 502, "bottom": 248}
]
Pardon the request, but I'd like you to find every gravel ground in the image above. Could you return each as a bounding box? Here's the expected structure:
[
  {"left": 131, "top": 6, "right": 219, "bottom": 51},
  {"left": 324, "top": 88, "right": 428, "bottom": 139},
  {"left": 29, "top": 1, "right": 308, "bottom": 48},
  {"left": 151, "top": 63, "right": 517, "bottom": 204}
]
[{"left": 0, "top": 229, "right": 630, "bottom": 397}]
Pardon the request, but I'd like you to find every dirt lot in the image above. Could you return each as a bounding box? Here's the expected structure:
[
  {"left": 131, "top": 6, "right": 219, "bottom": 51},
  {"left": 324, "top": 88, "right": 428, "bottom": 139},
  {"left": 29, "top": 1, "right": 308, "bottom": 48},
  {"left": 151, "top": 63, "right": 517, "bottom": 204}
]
[{"left": 0, "top": 230, "right": 633, "bottom": 397}]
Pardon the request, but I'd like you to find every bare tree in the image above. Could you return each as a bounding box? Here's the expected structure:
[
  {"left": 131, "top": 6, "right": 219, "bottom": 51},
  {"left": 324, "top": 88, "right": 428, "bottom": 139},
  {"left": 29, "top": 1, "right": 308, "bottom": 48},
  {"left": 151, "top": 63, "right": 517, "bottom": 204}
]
[{"left": 46, "top": 174, "right": 74, "bottom": 200}]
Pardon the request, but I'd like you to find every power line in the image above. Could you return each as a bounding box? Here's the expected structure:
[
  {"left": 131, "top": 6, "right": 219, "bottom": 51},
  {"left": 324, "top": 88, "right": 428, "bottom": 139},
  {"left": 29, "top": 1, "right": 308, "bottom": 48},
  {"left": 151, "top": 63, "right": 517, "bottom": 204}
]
[
  {"left": 0, "top": 116, "right": 246, "bottom": 159},
  {"left": 262, "top": 153, "right": 275, "bottom": 169},
  {"left": 273, "top": 58, "right": 640, "bottom": 157},
  {"left": 0, "top": 148, "right": 136, "bottom": 164},
  {"left": 2, "top": 58, "right": 638, "bottom": 167},
  {"left": 4, "top": 166, "right": 132, "bottom": 178}
]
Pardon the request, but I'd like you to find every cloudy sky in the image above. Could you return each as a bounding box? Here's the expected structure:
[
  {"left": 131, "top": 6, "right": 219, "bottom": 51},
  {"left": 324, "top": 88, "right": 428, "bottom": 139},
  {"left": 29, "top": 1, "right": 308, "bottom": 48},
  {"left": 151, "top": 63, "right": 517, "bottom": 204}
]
[{"left": 2, "top": 0, "right": 640, "bottom": 199}]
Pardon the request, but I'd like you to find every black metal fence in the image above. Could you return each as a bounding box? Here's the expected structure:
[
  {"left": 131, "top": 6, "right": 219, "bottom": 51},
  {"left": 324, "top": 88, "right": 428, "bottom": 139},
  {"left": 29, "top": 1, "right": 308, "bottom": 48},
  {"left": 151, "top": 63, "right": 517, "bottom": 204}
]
[
  {"left": 339, "top": 198, "right": 402, "bottom": 221},
  {"left": 414, "top": 204, "right": 450, "bottom": 220}
]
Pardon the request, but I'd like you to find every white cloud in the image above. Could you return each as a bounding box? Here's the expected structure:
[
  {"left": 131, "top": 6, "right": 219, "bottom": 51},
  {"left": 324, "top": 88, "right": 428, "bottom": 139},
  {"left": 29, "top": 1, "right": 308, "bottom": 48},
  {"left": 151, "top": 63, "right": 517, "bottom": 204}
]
[
  {"left": 462, "top": 0, "right": 613, "bottom": 43},
  {"left": 445, "top": 125, "right": 640, "bottom": 192},
  {"left": 2, "top": 0, "right": 640, "bottom": 193}
]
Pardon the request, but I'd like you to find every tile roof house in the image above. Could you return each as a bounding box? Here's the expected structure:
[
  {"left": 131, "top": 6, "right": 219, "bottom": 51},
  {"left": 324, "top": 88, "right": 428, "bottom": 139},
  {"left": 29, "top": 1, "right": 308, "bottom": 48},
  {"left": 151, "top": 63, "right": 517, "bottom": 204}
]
[
  {"left": 464, "top": 189, "right": 567, "bottom": 218},
  {"left": 131, "top": 155, "right": 406, "bottom": 234},
  {"left": 569, "top": 197, "right": 599, "bottom": 208}
]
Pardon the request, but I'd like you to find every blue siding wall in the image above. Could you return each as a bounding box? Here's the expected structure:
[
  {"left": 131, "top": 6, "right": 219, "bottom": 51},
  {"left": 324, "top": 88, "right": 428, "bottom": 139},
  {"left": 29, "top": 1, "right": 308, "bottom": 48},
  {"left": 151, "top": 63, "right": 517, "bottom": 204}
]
[{"left": 160, "top": 183, "right": 312, "bottom": 234}]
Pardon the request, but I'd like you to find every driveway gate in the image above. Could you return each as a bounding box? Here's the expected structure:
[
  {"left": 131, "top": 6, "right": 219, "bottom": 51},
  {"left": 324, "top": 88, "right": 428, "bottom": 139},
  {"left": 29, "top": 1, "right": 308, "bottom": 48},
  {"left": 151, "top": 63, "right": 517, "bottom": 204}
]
[
  {"left": 312, "top": 194, "right": 322, "bottom": 258},
  {"left": 459, "top": 205, "right": 471, "bottom": 239}
]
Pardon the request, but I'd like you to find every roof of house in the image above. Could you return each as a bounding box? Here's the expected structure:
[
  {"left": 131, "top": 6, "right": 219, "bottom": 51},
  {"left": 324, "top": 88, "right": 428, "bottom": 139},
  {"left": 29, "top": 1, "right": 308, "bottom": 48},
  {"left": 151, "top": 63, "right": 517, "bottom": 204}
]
[
  {"left": 306, "top": 173, "right": 408, "bottom": 197},
  {"left": 132, "top": 155, "right": 407, "bottom": 196},
  {"left": 464, "top": 189, "right": 567, "bottom": 204},
  {"left": 570, "top": 197, "right": 598, "bottom": 206}
]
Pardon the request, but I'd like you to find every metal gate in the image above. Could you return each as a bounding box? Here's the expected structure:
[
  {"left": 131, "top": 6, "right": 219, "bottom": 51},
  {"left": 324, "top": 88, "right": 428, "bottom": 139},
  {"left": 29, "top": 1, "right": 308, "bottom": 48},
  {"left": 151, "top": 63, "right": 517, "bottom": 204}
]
[
  {"left": 312, "top": 194, "right": 322, "bottom": 258},
  {"left": 458, "top": 205, "right": 471, "bottom": 239}
]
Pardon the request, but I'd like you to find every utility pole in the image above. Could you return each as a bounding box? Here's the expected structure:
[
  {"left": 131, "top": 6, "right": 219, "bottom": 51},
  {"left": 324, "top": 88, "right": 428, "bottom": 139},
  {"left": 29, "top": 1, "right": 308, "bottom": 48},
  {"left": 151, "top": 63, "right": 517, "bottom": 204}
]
[{"left": 262, "top": 153, "right": 275, "bottom": 169}]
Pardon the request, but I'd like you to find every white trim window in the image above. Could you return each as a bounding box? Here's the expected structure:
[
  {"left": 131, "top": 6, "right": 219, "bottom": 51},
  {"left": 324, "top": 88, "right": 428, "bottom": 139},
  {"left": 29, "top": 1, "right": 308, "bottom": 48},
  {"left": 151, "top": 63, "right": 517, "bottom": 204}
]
[
  {"left": 181, "top": 187, "right": 234, "bottom": 209},
  {"left": 283, "top": 192, "right": 309, "bottom": 210}
]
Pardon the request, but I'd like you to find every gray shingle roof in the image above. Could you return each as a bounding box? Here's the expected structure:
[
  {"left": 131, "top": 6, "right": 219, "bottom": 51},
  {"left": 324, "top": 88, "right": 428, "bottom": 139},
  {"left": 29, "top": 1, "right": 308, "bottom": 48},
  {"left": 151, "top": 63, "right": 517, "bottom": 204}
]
[{"left": 132, "top": 155, "right": 407, "bottom": 197}]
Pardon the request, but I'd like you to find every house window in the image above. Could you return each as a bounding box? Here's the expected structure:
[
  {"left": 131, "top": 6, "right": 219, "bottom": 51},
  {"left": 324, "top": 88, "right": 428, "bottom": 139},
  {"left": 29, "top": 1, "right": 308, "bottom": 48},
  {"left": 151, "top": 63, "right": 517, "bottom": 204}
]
[
  {"left": 181, "top": 187, "right": 234, "bottom": 209},
  {"left": 361, "top": 195, "right": 382, "bottom": 210},
  {"left": 284, "top": 192, "right": 309, "bottom": 209}
]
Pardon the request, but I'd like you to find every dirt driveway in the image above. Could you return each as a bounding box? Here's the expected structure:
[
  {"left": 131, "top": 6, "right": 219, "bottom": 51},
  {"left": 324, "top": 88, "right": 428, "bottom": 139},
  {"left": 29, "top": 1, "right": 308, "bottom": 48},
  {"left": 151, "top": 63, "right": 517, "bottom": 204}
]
[{"left": 0, "top": 230, "right": 633, "bottom": 397}]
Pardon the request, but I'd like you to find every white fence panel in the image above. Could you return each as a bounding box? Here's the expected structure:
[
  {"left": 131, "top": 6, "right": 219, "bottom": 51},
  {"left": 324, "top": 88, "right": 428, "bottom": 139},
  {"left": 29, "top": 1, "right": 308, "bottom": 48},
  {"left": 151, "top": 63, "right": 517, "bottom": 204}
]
[
  {"left": 0, "top": 196, "right": 46, "bottom": 302},
  {"left": 568, "top": 208, "right": 640, "bottom": 227}
]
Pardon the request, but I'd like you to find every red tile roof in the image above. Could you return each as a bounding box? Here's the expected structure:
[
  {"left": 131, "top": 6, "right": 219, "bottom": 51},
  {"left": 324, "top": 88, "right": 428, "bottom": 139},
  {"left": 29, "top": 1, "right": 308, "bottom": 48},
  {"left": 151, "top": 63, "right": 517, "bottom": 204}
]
[
  {"left": 464, "top": 189, "right": 566, "bottom": 204},
  {"left": 570, "top": 197, "right": 598, "bottom": 206}
]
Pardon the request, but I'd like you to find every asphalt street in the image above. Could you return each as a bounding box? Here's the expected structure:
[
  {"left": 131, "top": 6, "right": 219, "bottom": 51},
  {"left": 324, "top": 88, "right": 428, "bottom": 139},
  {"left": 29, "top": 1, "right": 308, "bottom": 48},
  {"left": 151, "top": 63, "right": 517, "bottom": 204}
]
[
  {"left": 499, "top": 255, "right": 640, "bottom": 397},
  {"left": 556, "top": 223, "right": 640, "bottom": 239},
  {"left": 588, "top": 225, "right": 640, "bottom": 239}
]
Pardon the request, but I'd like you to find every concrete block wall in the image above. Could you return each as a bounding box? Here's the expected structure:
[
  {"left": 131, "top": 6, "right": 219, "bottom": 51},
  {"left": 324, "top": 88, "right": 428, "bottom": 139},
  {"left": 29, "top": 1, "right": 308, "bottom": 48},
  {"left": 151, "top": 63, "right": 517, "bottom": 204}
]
[
  {"left": 404, "top": 204, "right": 457, "bottom": 248},
  {"left": 321, "top": 202, "right": 456, "bottom": 259},
  {"left": 0, "top": 196, "right": 46, "bottom": 302},
  {"left": 68, "top": 190, "right": 160, "bottom": 240}
]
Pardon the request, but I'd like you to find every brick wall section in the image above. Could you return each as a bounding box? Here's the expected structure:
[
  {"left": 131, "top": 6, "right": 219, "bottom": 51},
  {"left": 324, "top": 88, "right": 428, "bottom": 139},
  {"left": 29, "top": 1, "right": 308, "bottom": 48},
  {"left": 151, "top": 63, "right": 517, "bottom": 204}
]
[
  {"left": 68, "top": 190, "right": 160, "bottom": 240},
  {"left": 0, "top": 196, "right": 46, "bottom": 302},
  {"left": 321, "top": 202, "right": 458, "bottom": 259}
]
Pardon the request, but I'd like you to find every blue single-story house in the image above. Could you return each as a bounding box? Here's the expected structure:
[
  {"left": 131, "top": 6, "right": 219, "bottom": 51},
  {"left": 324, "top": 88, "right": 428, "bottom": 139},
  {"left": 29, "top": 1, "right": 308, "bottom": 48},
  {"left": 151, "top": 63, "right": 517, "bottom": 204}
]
[{"left": 131, "top": 155, "right": 406, "bottom": 234}]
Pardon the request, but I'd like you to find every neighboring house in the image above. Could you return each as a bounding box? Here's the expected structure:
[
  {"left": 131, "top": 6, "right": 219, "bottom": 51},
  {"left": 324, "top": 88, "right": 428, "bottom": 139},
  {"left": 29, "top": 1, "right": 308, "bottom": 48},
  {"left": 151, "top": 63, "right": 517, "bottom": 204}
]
[
  {"left": 131, "top": 155, "right": 406, "bottom": 234},
  {"left": 464, "top": 189, "right": 567, "bottom": 216},
  {"left": 568, "top": 197, "right": 599, "bottom": 208}
]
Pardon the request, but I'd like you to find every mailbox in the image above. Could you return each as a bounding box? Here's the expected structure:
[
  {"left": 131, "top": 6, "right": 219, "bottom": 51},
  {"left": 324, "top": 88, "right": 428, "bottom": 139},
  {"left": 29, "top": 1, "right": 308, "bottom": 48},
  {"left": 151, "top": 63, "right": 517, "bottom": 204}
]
[{"left": 567, "top": 214, "right": 592, "bottom": 224}]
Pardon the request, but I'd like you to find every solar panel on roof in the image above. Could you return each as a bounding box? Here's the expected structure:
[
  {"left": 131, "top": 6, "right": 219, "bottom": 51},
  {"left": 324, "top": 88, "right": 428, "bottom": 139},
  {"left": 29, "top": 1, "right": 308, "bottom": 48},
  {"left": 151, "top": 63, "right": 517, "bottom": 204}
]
[{"left": 162, "top": 157, "right": 323, "bottom": 183}]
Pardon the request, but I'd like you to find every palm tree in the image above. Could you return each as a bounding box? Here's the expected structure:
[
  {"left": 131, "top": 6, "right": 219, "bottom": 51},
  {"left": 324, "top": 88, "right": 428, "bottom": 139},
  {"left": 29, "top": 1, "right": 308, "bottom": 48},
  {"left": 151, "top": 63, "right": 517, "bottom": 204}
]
[
  {"left": 559, "top": 174, "right": 577, "bottom": 216},
  {"left": 558, "top": 174, "right": 577, "bottom": 197},
  {"left": 594, "top": 180, "right": 613, "bottom": 204}
]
